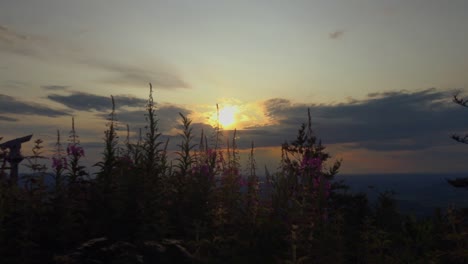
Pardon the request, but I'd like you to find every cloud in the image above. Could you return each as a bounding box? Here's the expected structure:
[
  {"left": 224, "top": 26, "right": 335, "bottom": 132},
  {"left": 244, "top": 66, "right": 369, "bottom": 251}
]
[
  {"left": 47, "top": 90, "right": 194, "bottom": 137},
  {"left": 2, "top": 80, "right": 28, "bottom": 90},
  {"left": 1, "top": 24, "right": 189, "bottom": 90},
  {"left": 329, "top": 30, "right": 345, "bottom": 39},
  {"left": 89, "top": 104, "right": 199, "bottom": 153},
  {"left": 95, "top": 103, "right": 193, "bottom": 135},
  {"left": 47, "top": 92, "right": 147, "bottom": 111},
  {"left": 80, "top": 59, "right": 189, "bottom": 89},
  {"left": 0, "top": 94, "right": 69, "bottom": 117},
  {"left": 346, "top": 137, "right": 439, "bottom": 152},
  {"left": 0, "top": 24, "right": 49, "bottom": 58},
  {"left": 157, "top": 105, "right": 193, "bottom": 130},
  {"left": 0, "top": 115, "right": 18, "bottom": 122},
  {"left": 0, "top": 24, "right": 83, "bottom": 60},
  {"left": 0, "top": 25, "right": 188, "bottom": 90},
  {"left": 41, "top": 85, "right": 69, "bottom": 91},
  {"left": 253, "top": 88, "right": 468, "bottom": 151}
]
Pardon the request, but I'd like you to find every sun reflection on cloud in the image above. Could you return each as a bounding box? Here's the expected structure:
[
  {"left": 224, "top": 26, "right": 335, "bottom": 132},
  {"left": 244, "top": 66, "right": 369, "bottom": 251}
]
[{"left": 193, "top": 99, "right": 271, "bottom": 130}]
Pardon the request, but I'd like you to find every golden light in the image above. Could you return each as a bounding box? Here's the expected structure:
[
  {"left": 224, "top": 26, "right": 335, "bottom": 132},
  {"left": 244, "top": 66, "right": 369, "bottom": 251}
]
[
  {"left": 200, "top": 100, "right": 271, "bottom": 130},
  {"left": 217, "top": 105, "right": 238, "bottom": 129}
]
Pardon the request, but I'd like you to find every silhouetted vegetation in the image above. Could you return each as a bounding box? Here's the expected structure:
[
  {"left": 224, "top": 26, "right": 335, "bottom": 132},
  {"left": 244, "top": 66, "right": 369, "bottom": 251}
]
[
  {"left": 448, "top": 92, "right": 468, "bottom": 190},
  {"left": 1, "top": 85, "right": 468, "bottom": 263}
]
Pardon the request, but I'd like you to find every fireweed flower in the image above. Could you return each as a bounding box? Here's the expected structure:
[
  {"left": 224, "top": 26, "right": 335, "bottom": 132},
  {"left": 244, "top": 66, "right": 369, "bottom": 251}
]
[
  {"left": 191, "top": 164, "right": 210, "bottom": 176},
  {"left": 67, "top": 144, "right": 85, "bottom": 158},
  {"left": 51, "top": 157, "right": 67, "bottom": 170},
  {"left": 300, "top": 156, "right": 322, "bottom": 171}
]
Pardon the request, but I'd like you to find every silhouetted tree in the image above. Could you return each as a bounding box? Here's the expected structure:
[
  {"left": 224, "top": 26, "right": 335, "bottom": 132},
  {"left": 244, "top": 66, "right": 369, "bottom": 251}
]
[{"left": 448, "top": 93, "right": 468, "bottom": 189}]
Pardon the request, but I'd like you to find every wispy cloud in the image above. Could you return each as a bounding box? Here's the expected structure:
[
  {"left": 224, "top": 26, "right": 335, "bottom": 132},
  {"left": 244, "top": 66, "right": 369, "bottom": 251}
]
[
  {"left": 80, "top": 59, "right": 189, "bottom": 89},
  {"left": 0, "top": 94, "right": 69, "bottom": 117},
  {"left": 41, "top": 85, "right": 69, "bottom": 91},
  {"left": 0, "top": 24, "right": 189, "bottom": 90},
  {"left": 0, "top": 24, "right": 50, "bottom": 58},
  {"left": 329, "top": 30, "right": 345, "bottom": 39},
  {"left": 2, "top": 80, "right": 29, "bottom": 90}
]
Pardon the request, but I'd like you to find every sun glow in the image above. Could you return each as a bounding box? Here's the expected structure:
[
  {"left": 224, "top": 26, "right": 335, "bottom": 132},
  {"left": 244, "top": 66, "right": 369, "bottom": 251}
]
[
  {"left": 200, "top": 100, "right": 270, "bottom": 130},
  {"left": 217, "top": 105, "right": 238, "bottom": 129}
]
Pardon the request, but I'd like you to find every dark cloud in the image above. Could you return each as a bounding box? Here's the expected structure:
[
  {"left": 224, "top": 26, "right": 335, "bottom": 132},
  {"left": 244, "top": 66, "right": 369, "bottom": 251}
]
[
  {"left": 91, "top": 104, "right": 201, "bottom": 152},
  {"left": 263, "top": 98, "right": 312, "bottom": 127},
  {"left": 347, "top": 137, "right": 441, "bottom": 152},
  {"left": 157, "top": 105, "right": 192, "bottom": 131},
  {"left": 255, "top": 88, "right": 468, "bottom": 151},
  {"left": 0, "top": 115, "right": 18, "bottom": 122},
  {"left": 95, "top": 103, "right": 192, "bottom": 135},
  {"left": 329, "top": 30, "right": 345, "bottom": 39},
  {"left": 0, "top": 94, "right": 69, "bottom": 117},
  {"left": 80, "top": 59, "right": 189, "bottom": 89},
  {"left": 41, "top": 85, "right": 69, "bottom": 91},
  {"left": 48, "top": 92, "right": 146, "bottom": 111}
]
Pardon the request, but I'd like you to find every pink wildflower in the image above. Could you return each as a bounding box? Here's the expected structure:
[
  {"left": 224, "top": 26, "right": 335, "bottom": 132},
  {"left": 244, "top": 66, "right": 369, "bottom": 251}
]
[
  {"left": 191, "top": 164, "right": 211, "bottom": 177},
  {"left": 52, "top": 157, "right": 67, "bottom": 170},
  {"left": 300, "top": 156, "right": 322, "bottom": 171},
  {"left": 67, "top": 144, "right": 85, "bottom": 158}
]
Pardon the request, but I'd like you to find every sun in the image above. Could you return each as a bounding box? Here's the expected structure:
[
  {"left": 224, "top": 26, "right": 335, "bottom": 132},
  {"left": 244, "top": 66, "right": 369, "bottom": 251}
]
[{"left": 217, "top": 105, "right": 238, "bottom": 129}]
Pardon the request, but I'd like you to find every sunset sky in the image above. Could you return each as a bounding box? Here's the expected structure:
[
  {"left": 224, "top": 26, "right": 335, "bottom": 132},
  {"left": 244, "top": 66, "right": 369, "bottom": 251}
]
[{"left": 1, "top": 0, "right": 468, "bottom": 174}]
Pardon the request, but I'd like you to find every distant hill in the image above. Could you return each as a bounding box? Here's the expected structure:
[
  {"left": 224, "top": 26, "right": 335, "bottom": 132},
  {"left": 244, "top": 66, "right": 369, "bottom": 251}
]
[{"left": 336, "top": 173, "right": 468, "bottom": 217}]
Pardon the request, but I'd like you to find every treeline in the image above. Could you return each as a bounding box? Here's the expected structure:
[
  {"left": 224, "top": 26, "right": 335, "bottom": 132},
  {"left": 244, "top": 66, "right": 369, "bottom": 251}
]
[{"left": 1, "top": 86, "right": 468, "bottom": 263}]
